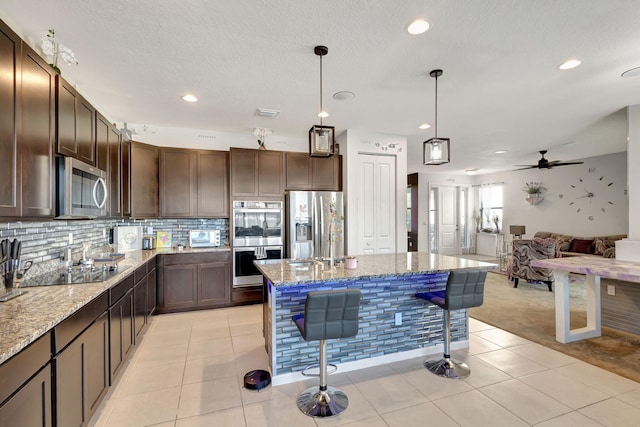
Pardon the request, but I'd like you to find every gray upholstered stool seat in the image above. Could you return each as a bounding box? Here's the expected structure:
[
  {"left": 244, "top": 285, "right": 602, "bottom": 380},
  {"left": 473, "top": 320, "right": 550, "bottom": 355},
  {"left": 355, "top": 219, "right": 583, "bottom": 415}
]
[
  {"left": 292, "top": 289, "right": 361, "bottom": 417},
  {"left": 416, "top": 270, "right": 486, "bottom": 379}
]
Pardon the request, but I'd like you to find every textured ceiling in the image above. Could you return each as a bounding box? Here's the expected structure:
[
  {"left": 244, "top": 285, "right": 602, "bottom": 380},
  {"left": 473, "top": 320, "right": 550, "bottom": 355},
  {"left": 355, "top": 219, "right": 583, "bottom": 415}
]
[{"left": 1, "top": 0, "right": 638, "bottom": 174}]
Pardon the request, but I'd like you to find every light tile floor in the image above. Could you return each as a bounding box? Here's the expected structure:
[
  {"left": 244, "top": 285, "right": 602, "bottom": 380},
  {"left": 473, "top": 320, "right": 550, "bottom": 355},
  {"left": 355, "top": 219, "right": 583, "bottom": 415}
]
[{"left": 89, "top": 304, "right": 640, "bottom": 427}]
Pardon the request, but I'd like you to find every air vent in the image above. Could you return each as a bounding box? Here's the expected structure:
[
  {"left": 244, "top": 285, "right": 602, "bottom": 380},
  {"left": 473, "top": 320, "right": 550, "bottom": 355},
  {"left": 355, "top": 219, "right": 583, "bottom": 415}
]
[
  {"left": 255, "top": 108, "right": 280, "bottom": 118},
  {"left": 198, "top": 134, "right": 216, "bottom": 139}
]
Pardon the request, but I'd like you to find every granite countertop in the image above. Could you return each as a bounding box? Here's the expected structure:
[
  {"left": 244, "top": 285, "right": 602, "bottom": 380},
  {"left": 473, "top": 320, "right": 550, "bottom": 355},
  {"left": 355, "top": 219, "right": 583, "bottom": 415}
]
[
  {"left": 254, "top": 252, "right": 497, "bottom": 286},
  {"left": 0, "top": 246, "right": 229, "bottom": 366},
  {"left": 531, "top": 256, "right": 640, "bottom": 283}
]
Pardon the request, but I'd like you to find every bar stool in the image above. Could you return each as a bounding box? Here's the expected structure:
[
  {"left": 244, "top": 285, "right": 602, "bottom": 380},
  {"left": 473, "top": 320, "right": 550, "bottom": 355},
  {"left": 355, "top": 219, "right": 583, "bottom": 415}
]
[
  {"left": 416, "top": 270, "right": 486, "bottom": 379},
  {"left": 292, "top": 289, "right": 361, "bottom": 417}
]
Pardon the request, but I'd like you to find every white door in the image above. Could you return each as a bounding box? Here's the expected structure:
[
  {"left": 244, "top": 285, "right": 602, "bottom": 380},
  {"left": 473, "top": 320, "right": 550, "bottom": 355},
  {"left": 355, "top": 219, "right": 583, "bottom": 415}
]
[
  {"left": 357, "top": 154, "right": 396, "bottom": 254},
  {"left": 437, "top": 185, "right": 460, "bottom": 255}
]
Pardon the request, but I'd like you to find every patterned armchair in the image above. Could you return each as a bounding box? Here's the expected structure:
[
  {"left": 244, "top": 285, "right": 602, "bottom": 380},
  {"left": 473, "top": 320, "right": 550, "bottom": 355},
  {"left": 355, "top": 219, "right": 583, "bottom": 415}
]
[{"left": 506, "top": 238, "right": 560, "bottom": 292}]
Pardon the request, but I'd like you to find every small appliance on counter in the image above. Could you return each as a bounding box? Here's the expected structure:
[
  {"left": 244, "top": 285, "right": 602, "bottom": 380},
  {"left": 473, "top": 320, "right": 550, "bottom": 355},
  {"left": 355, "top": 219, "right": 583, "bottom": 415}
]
[
  {"left": 113, "top": 226, "right": 143, "bottom": 251},
  {"left": 189, "top": 230, "right": 221, "bottom": 248},
  {"left": 142, "top": 236, "right": 156, "bottom": 250}
]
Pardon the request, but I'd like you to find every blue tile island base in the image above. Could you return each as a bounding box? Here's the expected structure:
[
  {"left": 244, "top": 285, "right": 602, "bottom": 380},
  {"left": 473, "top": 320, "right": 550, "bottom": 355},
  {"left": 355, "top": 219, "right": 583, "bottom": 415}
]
[{"left": 256, "top": 253, "right": 497, "bottom": 385}]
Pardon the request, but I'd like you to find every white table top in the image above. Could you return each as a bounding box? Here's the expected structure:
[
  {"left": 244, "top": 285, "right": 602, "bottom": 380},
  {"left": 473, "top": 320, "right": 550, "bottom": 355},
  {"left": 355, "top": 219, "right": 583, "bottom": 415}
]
[{"left": 531, "top": 256, "right": 640, "bottom": 283}]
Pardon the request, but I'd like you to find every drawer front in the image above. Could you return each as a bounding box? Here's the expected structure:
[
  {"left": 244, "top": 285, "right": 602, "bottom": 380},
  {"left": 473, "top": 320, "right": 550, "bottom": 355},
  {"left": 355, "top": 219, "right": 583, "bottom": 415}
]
[
  {"left": 0, "top": 333, "right": 51, "bottom": 405},
  {"left": 110, "top": 274, "right": 135, "bottom": 305},
  {"left": 54, "top": 292, "right": 109, "bottom": 353}
]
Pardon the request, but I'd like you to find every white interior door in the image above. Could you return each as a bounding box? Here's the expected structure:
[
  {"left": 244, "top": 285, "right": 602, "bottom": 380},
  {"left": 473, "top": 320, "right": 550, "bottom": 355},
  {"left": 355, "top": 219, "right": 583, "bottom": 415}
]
[
  {"left": 357, "top": 154, "right": 396, "bottom": 254},
  {"left": 437, "top": 186, "right": 460, "bottom": 255}
]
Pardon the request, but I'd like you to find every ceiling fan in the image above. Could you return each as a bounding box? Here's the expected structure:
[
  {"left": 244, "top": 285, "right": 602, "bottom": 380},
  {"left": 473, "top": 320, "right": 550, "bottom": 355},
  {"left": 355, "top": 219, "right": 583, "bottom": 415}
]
[{"left": 514, "top": 150, "right": 584, "bottom": 170}]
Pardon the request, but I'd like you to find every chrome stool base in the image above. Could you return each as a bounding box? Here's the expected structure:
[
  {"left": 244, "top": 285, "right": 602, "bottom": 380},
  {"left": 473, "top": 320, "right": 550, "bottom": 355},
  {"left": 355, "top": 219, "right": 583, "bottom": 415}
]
[
  {"left": 296, "top": 386, "right": 349, "bottom": 417},
  {"left": 424, "top": 357, "right": 470, "bottom": 379}
]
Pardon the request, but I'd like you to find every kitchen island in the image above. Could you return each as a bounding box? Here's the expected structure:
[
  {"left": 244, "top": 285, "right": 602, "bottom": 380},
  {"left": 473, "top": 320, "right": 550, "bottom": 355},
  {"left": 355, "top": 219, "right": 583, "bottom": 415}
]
[{"left": 254, "top": 252, "right": 496, "bottom": 385}]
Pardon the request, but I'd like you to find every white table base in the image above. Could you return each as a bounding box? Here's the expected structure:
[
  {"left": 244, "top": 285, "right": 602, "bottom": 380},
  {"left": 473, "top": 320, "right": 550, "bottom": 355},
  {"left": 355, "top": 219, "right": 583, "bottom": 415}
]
[{"left": 554, "top": 270, "right": 601, "bottom": 343}]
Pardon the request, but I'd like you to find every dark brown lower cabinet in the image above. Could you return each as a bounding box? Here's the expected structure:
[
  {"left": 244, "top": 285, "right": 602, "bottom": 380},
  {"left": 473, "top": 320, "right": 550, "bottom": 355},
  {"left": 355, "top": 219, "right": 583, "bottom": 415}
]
[
  {"left": 109, "top": 286, "right": 134, "bottom": 383},
  {"left": 147, "top": 264, "right": 157, "bottom": 317},
  {"left": 157, "top": 252, "right": 230, "bottom": 313},
  {"left": 55, "top": 311, "right": 109, "bottom": 427},
  {"left": 0, "top": 333, "right": 52, "bottom": 427},
  {"left": 134, "top": 273, "right": 147, "bottom": 341},
  {"left": 0, "top": 365, "right": 52, "bottom": 427}
]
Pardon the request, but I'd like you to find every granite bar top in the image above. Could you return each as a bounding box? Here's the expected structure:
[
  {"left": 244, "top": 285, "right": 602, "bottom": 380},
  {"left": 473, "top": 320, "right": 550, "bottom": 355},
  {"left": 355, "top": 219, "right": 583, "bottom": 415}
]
[
  {"left": 254, "top": 252, "right": 497, "bottom": 286},
  {"left": 0, "top": 246, "right": 229, "bottom": 366},
  {"left": 531, "top": 256, "right": 640, "bottom": 283}
]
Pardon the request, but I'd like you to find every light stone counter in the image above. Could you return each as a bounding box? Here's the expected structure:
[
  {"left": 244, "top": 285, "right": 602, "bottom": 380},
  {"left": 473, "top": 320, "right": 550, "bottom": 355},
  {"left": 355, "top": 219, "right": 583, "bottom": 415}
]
[
  {"left": 0, "top": 246, "right": 229, "bottom": 365},
  {"left": 254, "top": 252, "right": 497, "bottom": 286},
  {"left": 531, "top": 256, "right": 640, "bottom": 343},
  {"left": 531, "top": 256, "right": 640, "bottom": 282}
]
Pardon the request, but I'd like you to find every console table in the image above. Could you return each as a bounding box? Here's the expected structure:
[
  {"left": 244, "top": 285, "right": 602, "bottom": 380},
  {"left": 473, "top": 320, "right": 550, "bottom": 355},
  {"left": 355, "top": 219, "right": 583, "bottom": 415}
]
[{"left": 531, "top": 256, "right": 640, "bottom": 343}]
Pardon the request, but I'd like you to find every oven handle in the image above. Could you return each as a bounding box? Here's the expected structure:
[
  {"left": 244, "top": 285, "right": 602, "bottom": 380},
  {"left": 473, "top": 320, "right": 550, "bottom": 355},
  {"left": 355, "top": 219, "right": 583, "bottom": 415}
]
[
  {"left": 232, "top": 208, "right": 282, "bottom": 214},
  {"left": 233, "top": 246, "right": 283, "bottom": 252}
]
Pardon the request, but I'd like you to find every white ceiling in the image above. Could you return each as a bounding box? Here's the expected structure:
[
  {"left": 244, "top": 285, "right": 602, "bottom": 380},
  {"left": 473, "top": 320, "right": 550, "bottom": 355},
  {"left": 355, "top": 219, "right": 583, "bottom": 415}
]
[{"left": 1, "top": 0, "right": 638, "bottom": 174}]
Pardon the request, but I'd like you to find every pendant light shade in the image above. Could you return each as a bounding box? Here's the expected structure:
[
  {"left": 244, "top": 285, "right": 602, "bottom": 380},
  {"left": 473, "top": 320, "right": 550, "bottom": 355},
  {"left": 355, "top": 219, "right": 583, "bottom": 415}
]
[
  {"left": 309, "top": 45, "right": 336, "bottom": 157},
  {"left": 423, "top": 69, "right": 450, "bottom": 165}
]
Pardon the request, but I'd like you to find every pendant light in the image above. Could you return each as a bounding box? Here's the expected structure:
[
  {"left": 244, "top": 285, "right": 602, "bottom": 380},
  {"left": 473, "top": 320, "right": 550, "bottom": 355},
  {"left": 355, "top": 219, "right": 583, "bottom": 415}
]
[
  {"left": 309, "top": 45, "right": 335, "bottom": 157},
  {"left": 423, "top": 69, "right": 450, "bottom": 165}
]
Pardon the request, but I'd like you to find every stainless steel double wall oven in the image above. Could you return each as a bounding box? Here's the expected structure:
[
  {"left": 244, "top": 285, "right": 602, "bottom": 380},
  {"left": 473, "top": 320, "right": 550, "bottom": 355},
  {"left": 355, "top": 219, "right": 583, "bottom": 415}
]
[{"left": 231, "top": 201, "right": 283, "bottom": 288}]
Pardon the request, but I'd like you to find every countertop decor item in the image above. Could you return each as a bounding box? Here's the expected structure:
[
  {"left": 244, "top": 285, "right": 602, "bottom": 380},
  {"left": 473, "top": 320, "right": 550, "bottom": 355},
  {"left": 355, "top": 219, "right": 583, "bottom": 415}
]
[
  {"left": 40, "top": 29, "right": 78, "bottom": 74},
  {"left": 156, "top": 231, "right": 172, "bottom": 248},
  {"left": 423, "top": 69, "right": 450, "bottom": 165}
]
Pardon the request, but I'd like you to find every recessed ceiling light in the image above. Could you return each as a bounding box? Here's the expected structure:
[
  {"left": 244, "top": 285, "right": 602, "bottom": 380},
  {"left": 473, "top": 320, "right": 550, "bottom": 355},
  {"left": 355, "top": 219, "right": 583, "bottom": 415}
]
[
  {"left": 407, "top": 19, "right": 430, "bottom": 35},
  {"left": 419, "top": 123, "right": 431, "bottom": 130},
  {"left": 182, "top": 94, "right": 198, "bottom": 102},
  {"left": 621, "top": 67, "right": 640, "bottom": 78},
  {"left": 495, "top": 150, "right": 508, "bottom": 154},
  {"left": 465, "top": 169, "right": 478, "bottom": 175},
  {"left": 333, "top": 91, "right": 355, "bottom": 100},
  {"left": 559, "top": 59, "right": 582, "bottom": 70},
  {"left": 317, "top": 111, "right": 329, "bottom": 118}
]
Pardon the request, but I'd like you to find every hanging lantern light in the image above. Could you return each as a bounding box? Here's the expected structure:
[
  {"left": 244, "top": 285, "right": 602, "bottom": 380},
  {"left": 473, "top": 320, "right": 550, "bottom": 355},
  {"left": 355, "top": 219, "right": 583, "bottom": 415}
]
[
  {"left": 423, "top": 69, "right": 450, "bottom": 165},
  {"left": 309, "top": 45, "right": 336, "bottom": 157}
]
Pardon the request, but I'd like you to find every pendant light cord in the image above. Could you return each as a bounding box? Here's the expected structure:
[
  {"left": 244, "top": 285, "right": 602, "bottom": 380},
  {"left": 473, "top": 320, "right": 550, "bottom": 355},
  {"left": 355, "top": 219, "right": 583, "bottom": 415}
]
[
  {"left": 319, "top": 53, "right": 323, "bottom": 126},
  {"left": 434, "top": 73, "right": 438, "bottom": 138}
]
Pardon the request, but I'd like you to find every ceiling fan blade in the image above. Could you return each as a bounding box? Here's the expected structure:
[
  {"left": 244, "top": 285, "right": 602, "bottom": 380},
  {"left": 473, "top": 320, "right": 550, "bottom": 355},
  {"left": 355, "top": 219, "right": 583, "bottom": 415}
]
[
  {"left": 513, "top": 165, "right": 539, "bottom": 171},
  {"left": 549, "top": 161, "right": 584, "bottom": 167}
]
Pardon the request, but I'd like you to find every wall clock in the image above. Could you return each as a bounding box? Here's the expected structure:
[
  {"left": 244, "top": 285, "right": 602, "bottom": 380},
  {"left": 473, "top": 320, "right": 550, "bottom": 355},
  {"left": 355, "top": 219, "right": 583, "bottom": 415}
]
[{"left": 558, "top": 168, "right": 614, "bottom": 221}]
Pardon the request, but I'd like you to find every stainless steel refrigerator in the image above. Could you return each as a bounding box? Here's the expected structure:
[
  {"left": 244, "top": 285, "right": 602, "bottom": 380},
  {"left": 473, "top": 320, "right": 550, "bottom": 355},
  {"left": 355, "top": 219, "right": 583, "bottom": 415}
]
[{"left": 284, "top": 191, "right": 344, "bottom": 261}]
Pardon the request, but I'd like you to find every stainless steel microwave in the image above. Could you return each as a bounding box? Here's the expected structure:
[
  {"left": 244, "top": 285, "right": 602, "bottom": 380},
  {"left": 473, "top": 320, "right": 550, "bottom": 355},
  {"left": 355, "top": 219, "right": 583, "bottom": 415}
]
[{"left": 56, "top": 157, "right": 108, "bottom": 219}]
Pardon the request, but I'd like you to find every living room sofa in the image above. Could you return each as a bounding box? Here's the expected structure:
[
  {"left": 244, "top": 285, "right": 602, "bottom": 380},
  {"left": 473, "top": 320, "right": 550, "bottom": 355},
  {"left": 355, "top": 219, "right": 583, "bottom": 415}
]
[{"left": 533, "top": 231, "right": 627, "bottom": 258}]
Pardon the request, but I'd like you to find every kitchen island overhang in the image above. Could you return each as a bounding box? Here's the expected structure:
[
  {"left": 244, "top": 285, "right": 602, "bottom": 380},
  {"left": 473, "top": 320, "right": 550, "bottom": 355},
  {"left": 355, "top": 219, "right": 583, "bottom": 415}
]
[{"left": 255, "top": 252, "right": 496, "bottom": 385}]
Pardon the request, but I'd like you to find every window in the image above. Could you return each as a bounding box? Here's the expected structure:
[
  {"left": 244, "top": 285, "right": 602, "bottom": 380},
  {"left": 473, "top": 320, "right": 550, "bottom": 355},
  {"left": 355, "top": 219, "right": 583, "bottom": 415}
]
[{"left": 478, "top": 183, "right": 503, "bottom": 232}]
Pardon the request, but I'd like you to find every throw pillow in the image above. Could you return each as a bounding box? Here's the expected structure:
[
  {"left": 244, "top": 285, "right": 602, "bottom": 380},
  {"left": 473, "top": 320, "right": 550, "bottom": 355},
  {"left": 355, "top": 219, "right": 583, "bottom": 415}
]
[
  {"left": 594, "top": 238, "right": 616, "bottom": 255},
  {"left": 603, "top": 247, "right": 616, "bottom": 258},
  {"left": 552, "top": 234, "right": 573, "bottom": 252},
  {"left": 569, "top": 238, "right": 594, "bottom": 254}
]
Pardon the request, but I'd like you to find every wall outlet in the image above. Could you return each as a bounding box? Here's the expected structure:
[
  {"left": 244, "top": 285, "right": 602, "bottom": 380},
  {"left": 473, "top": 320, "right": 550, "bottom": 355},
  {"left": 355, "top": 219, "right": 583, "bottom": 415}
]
[
  {"left": 607, "top": 285, "right": 616, "bottom": 296},
  {"left": 147, "top": 226, "right": 154, "bottom": 234},
  {"left": 394, "top": 312, "right": 402, "bottom": 326}
]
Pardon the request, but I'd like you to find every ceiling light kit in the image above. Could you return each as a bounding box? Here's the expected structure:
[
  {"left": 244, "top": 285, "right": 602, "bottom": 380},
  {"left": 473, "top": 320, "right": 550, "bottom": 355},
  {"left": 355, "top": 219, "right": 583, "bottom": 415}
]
[
  {"left": 182, "top": 94, "right": 198, "bottom": 102},
  {"left": 309, "top": 45, "right": 336, "bottom": 157},
  {"left": 514, "top": 150, "right": 584, "bottom": 170},
  {"left": 423, "top": 69, "right": 450, "bottom": 165},
  {"left": 419, "top": 123, "right": 431, "bottom": 130}
]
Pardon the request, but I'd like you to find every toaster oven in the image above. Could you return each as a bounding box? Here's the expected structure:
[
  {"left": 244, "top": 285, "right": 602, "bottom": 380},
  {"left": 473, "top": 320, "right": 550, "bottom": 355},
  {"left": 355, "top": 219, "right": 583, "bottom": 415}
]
[{"left": 189, "top": 230, "right": 221, "bottom": 247}]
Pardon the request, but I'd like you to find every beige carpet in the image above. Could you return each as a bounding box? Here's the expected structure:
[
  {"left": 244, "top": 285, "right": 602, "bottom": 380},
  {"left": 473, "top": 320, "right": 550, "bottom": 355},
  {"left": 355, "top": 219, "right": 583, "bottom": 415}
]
[{"left": 470, "top": 271, "right": 640, "bottom": 383}]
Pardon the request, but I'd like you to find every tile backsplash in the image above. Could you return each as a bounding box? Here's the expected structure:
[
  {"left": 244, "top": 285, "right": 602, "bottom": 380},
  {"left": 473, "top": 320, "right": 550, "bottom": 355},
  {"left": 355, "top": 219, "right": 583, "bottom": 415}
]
[{"left": 0, "top": 218, "right": 228, "bottom": 278}]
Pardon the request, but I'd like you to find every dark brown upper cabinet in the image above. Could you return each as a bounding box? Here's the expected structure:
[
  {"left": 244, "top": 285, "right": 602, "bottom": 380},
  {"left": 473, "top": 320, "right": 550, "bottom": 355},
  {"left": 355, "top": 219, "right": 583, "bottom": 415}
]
[
  {"left": 196, "top": 150, "right": 229, "bottom": 217},
  {"left": 130, "top": 141, "right": 159, "bottom": 218},
  {"left": 230, "top": 148, "right": 284, "bottom": 199},
  {"left": 121, "top": 140, "right": 131, "bottom": 217},
  {"left": 0, "top": 21, "right": 21, "bottom": 217},
  {"left": 159, "top": 147, "right": 197, "bottom": 218},
  {"left": 159, "top": 148, "right": 229, "bottom": 218},
  {"left": 20, "top": 44, "right": 55, "bottom": 218},
  {"left": 285, "top": 152, "right": 342, "bottom": 191},
  {"left": 56, "top": 75, "right": 96, "bottom": 166},
  {"left": 96, "top": 113, "right": 123, "bottom": 217}
]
